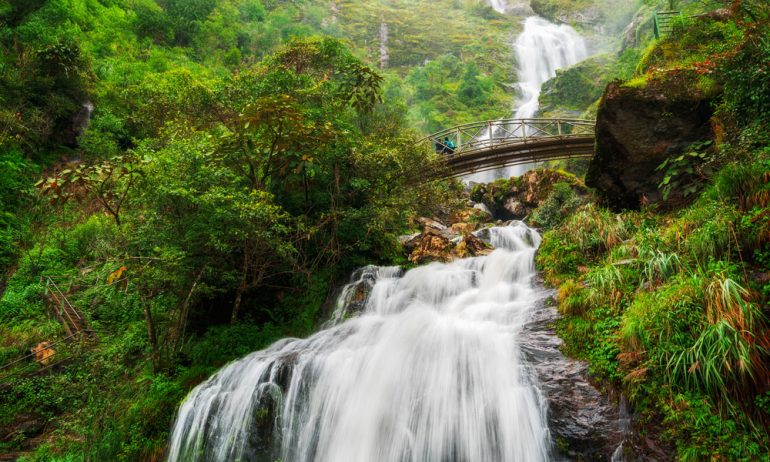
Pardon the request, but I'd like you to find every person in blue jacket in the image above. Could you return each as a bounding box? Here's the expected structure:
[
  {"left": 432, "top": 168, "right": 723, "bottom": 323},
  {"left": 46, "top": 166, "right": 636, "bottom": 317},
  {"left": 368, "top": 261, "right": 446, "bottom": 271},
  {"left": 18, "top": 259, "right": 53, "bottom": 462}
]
[{"left": 444, "top": 136, "right": 456, "bottom": 155}]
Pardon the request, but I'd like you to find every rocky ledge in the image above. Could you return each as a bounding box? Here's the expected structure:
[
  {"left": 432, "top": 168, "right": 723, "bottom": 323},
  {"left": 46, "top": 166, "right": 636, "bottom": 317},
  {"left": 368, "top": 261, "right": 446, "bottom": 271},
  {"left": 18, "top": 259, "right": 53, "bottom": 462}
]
[{"left": 470, "top": 168, "right": 588, "bottom": 221}]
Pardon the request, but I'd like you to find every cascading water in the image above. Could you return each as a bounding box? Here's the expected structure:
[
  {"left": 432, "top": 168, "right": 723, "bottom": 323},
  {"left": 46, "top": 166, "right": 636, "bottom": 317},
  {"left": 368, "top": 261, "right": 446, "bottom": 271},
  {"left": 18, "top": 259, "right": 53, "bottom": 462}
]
[
  {"left": 512, "top": 17, "right": 588, "bottom": 120},
  {"left": 167, "top": 223, "right": 555, "bottom": 461},
  {"left": 465, "top": 17, "right": 588, "bottom": 183},
  {"left": 487, "top": 0, "right": 509, "bottom": 14}
]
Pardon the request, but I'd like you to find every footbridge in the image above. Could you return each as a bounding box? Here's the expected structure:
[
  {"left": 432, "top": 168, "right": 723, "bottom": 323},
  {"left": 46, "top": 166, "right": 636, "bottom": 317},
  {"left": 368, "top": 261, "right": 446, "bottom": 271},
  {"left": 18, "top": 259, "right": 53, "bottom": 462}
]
[{"left": 421, "top": 118, "right": 595, "bottom": 178}]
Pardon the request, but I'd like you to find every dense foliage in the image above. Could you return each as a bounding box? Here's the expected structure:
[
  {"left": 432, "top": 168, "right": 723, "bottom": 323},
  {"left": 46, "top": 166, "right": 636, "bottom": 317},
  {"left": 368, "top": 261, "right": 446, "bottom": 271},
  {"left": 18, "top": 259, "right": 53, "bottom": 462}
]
[
  {"left": 0, "top": 0, "right": 472, "bottom": 459},
  {"left": 536, "top": 1, "right": 770, "bottom": 459}
]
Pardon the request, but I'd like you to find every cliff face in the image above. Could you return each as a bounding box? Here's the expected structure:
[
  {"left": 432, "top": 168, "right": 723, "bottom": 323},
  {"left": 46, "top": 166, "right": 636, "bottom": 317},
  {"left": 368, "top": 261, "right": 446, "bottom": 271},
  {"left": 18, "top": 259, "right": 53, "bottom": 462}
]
[{"left": 586, "top": 76, "right": 716, "bottom": 209}]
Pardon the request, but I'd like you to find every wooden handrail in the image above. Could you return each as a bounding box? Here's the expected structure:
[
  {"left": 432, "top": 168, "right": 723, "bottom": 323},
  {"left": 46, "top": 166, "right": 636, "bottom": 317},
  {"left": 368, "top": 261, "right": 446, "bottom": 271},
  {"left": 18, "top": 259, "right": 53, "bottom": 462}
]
[
  {"left": 417, "top": 118, "right": 596, "bottom": 180},
  {"left": 420, "top": 118, "right": 595, "bottom": 144}
]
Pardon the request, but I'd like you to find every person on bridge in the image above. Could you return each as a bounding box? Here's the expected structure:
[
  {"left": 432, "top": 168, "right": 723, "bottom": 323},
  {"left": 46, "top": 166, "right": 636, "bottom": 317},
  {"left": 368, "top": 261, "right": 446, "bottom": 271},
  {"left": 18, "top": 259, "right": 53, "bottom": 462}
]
[{"left": 444, "top": 136, "right": 456, "bottom": 155}]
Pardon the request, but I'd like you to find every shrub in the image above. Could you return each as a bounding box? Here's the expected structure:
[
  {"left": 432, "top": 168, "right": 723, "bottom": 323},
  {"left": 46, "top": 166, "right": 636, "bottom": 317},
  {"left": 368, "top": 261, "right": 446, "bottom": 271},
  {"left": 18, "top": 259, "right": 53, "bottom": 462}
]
[
  {"left": 705, "top": 159, "right": 770, "bottom": 211},
  {"left": 557, "top": 279, "right": 588, "bottom": 316},
  {"left": 530, "top": 182, "right": 584, "bottom": 229}
]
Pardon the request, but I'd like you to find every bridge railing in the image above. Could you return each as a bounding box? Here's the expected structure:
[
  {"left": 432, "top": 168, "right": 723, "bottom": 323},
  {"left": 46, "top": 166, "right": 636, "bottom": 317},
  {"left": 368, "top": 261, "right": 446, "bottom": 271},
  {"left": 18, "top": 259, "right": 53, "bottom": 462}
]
[{"left": 421, "top": 118, "right": 595, "bottom": 157}]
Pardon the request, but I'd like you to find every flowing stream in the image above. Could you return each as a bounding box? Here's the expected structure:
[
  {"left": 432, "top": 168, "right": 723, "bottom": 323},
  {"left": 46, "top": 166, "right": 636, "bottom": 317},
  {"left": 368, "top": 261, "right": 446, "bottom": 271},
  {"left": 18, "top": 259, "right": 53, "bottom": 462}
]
[
  {"left": 167, "top": 223, "right": 625, "bottom": 461},
  {"left": 465, "top": 16, "right": 588, "bottom": 183}
]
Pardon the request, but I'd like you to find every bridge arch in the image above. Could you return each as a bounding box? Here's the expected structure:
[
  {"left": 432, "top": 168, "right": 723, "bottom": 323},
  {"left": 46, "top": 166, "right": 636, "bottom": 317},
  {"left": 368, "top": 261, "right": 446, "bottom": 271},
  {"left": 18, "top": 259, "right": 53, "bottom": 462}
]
[{"left": 421, "top": 118, "right": 595, "bottom": 179}]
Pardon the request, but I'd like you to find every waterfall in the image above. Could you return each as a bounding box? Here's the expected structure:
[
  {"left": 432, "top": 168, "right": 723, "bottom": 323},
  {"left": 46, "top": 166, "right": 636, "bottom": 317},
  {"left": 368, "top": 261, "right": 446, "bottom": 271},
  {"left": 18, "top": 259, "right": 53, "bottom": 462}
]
[
  {"left": 512, "top": 17, "right": 588, "bottom": 120},
  {"left": 487, "top": 0, "right": 509, "bottom": 14},
  {"left": 167, "top": 223, "right": 553, "bottom": 462},
  {"left": 465, "top": 16, "right": 588, "bottom": 183}
]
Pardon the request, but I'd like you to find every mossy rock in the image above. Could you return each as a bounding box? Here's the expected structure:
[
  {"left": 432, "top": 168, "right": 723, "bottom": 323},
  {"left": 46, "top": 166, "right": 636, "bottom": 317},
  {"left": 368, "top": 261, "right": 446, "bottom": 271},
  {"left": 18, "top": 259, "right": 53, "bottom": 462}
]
[
  {"left": 539, "top": 53, "right": 616, "bottom": 115},
  {"left": 472, "top": 168, "right": 587, "bottom": 220}
]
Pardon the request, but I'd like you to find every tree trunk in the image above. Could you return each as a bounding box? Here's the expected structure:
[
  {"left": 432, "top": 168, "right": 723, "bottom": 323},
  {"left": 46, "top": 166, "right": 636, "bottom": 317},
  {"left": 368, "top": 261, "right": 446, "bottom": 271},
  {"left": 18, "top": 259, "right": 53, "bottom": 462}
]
[
  {"left": 172, "top": 267, "right": 204, "bottom": 354},
  {"left": 143, "top": 300, "right": 159, "bottom": 371},
  {"left": 231, "top": 286, "right": 244, "bottom": 324},
  {"left": 231, "top": 253, "right": 249, "bottom": 324}
]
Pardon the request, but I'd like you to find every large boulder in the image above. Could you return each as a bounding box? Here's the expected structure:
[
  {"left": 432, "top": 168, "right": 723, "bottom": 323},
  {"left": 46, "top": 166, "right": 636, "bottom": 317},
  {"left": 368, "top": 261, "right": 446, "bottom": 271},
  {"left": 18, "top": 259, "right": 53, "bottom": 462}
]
[
  {"left": 586, "top": 77, "right": 715, "bottom": 209},
  {"left": 470, "top": 168, "right": 588, "bottom": 220},
  {"left": 503, "top": 197, "right": 527, "bottom": 219},
  {"left": 408, "top": 230, "right": 492, "bottom": 264}
]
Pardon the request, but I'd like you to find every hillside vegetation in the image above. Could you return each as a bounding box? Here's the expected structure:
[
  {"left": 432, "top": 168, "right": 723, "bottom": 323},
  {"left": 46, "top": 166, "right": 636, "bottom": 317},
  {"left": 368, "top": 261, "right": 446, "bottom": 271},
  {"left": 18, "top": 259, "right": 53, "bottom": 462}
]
[
  {"left": 534, "top": 0, "right": 770, "bottom": 459},
  {"left": 1, "top": 0, "right": 768, "bottom": 460},
  {"left": 0, "top": 0, "right": 482, "bottom": 459}
]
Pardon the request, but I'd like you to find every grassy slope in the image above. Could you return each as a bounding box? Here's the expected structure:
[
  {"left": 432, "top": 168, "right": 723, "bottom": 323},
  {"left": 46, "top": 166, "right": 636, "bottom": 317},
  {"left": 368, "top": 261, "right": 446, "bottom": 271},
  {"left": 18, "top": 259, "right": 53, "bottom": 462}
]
[
  {"left": 325, "top": 0, "right": 522, "bottom": 132},
  {"left": 534, "top": 2, "right": 770, "bottom": 459}
]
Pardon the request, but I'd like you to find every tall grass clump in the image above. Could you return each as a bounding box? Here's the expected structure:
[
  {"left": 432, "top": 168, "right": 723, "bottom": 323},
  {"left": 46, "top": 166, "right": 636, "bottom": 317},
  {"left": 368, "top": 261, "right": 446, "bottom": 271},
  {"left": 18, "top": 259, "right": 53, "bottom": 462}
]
[
  {"left": 621, "top": 275, "right": 704, "bottom": 357},
  {"left": 705, "top": 160, "right": 770, "bottom": 212},
  {"left": 641, "top": 250, "right": 682, "bottom": 286},
  {"left": 705, "top": 274, "right": 758, "bottom": 332},
  {"left": 666, "top": 199, "right": 740, "bottom": 266},
  {"left": 565, "top": 204, "right": 634, "bottom": 256},
  {"left": 665, "top": 267, "right": 768, "bottom": 406},
  {"left": 557, "top": 279, "right": 589, "bottom": 316},
  {"left": 667, "top": 320, "right": 754, "bottom": 398}
]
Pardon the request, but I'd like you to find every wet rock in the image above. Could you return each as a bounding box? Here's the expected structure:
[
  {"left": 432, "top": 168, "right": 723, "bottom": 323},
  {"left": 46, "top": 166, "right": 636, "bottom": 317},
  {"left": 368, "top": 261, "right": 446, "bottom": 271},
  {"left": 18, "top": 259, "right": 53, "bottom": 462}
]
[
  {"left": 449, "top": 222, "right": 477, "bottom": 235},
  {"left": 620, "top": 8, "right": 649, "bottom": 51},
  {"left": 540, "top": 54, "right": 615, "bottom": 113},
  {"left": 408, "top": 227, "right": 494, "bottom": 264},
  {"left": 452, "top": 234, "right": 492, "bottom": 259},
  {"left": 473, "top": 226, "right": 492, "bottom": 243},
  {"left": 530, "top": 0, "right": 600, "bottom": 27},
  {"left": 586, "top": 78, "right": 715, "bottom": 210},
  {"left": 449, "top": 207, "right": 492, "bottom": 226},
  {"left": 408, "top": 230, "right": 454, "bottom": 264},
  {"left": 398, "top": 232, "right": 422, "bottom": 253},
  {"left": 472, "top": 202, "right": 493, "bottom": 218},
  {"left": 503, "top": 197, "right": 527, "bottom": 219},
  {"left": 471, "top": 169, "right": 587, "bottom": 220},
  {"left": 416, "top": 217, "right": 447, "bottom": 231},
  {"left": 521, "top": 301, "right": 626, "bottom": 461}
]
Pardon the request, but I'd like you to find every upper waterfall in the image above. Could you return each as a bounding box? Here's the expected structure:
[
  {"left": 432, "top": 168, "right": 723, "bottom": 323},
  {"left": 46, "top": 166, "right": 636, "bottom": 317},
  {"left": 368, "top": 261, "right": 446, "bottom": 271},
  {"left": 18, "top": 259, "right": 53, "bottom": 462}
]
[
  {"left": 465, "top": 16, "right": 588, "bottom": 183},
  {"left": 513, "top": 16, "right": 589, "bottom": 119},
  {"left": 487, "top": 0, "right": 509, "bottom": 14}
]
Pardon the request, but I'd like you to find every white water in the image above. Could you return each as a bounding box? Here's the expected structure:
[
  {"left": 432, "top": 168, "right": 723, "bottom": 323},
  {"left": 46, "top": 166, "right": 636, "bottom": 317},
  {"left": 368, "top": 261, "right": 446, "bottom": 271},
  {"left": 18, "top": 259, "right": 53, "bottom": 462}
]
[
  {"left": 487, "top": 0, "right": 509, "bottom": 14},
  {"left": 512, "top": 17, "right": 588, "bottom": 120},
  {"left": 168, "top": 223, "right": 553, "bottom": 461},
  {"left": 465, "top": 17, "right": 588, "bottom": 183}
]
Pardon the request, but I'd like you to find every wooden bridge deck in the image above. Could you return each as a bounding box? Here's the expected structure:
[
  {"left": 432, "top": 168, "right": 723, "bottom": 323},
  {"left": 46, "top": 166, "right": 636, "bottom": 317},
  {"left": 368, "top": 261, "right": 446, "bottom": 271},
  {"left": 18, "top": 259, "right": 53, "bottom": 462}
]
[{"left": 421, "top": 118, "right": 596, "bottom": 178}]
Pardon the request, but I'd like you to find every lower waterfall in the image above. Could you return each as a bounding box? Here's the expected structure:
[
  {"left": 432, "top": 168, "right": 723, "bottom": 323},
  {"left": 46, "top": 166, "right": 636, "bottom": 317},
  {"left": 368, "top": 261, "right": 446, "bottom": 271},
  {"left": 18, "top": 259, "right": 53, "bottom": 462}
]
[{"left": 168, "top": 223, "right": 556, "bottom": 461}]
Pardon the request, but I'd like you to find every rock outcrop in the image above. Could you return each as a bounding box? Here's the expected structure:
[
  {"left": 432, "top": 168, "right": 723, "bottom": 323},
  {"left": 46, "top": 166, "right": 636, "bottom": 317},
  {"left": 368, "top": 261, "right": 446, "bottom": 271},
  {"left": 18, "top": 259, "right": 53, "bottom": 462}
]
[
  {"left": 538, "top": 54, "right": 615, "bottom": 119},
  {"left": 407, "top": 228, "right": 492, "bottom": 265},
  {"left": 586, "top": 76, "right": 716, "bottom": 210},
  {"left": 400, "top": 208, "right": 499, "bottom": 264},
  {"left": 471, "top": 168, "right": 588, "bottom": 220},
  {"left": 530, "top": 0, "right": 600, "bottom": 28}
]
